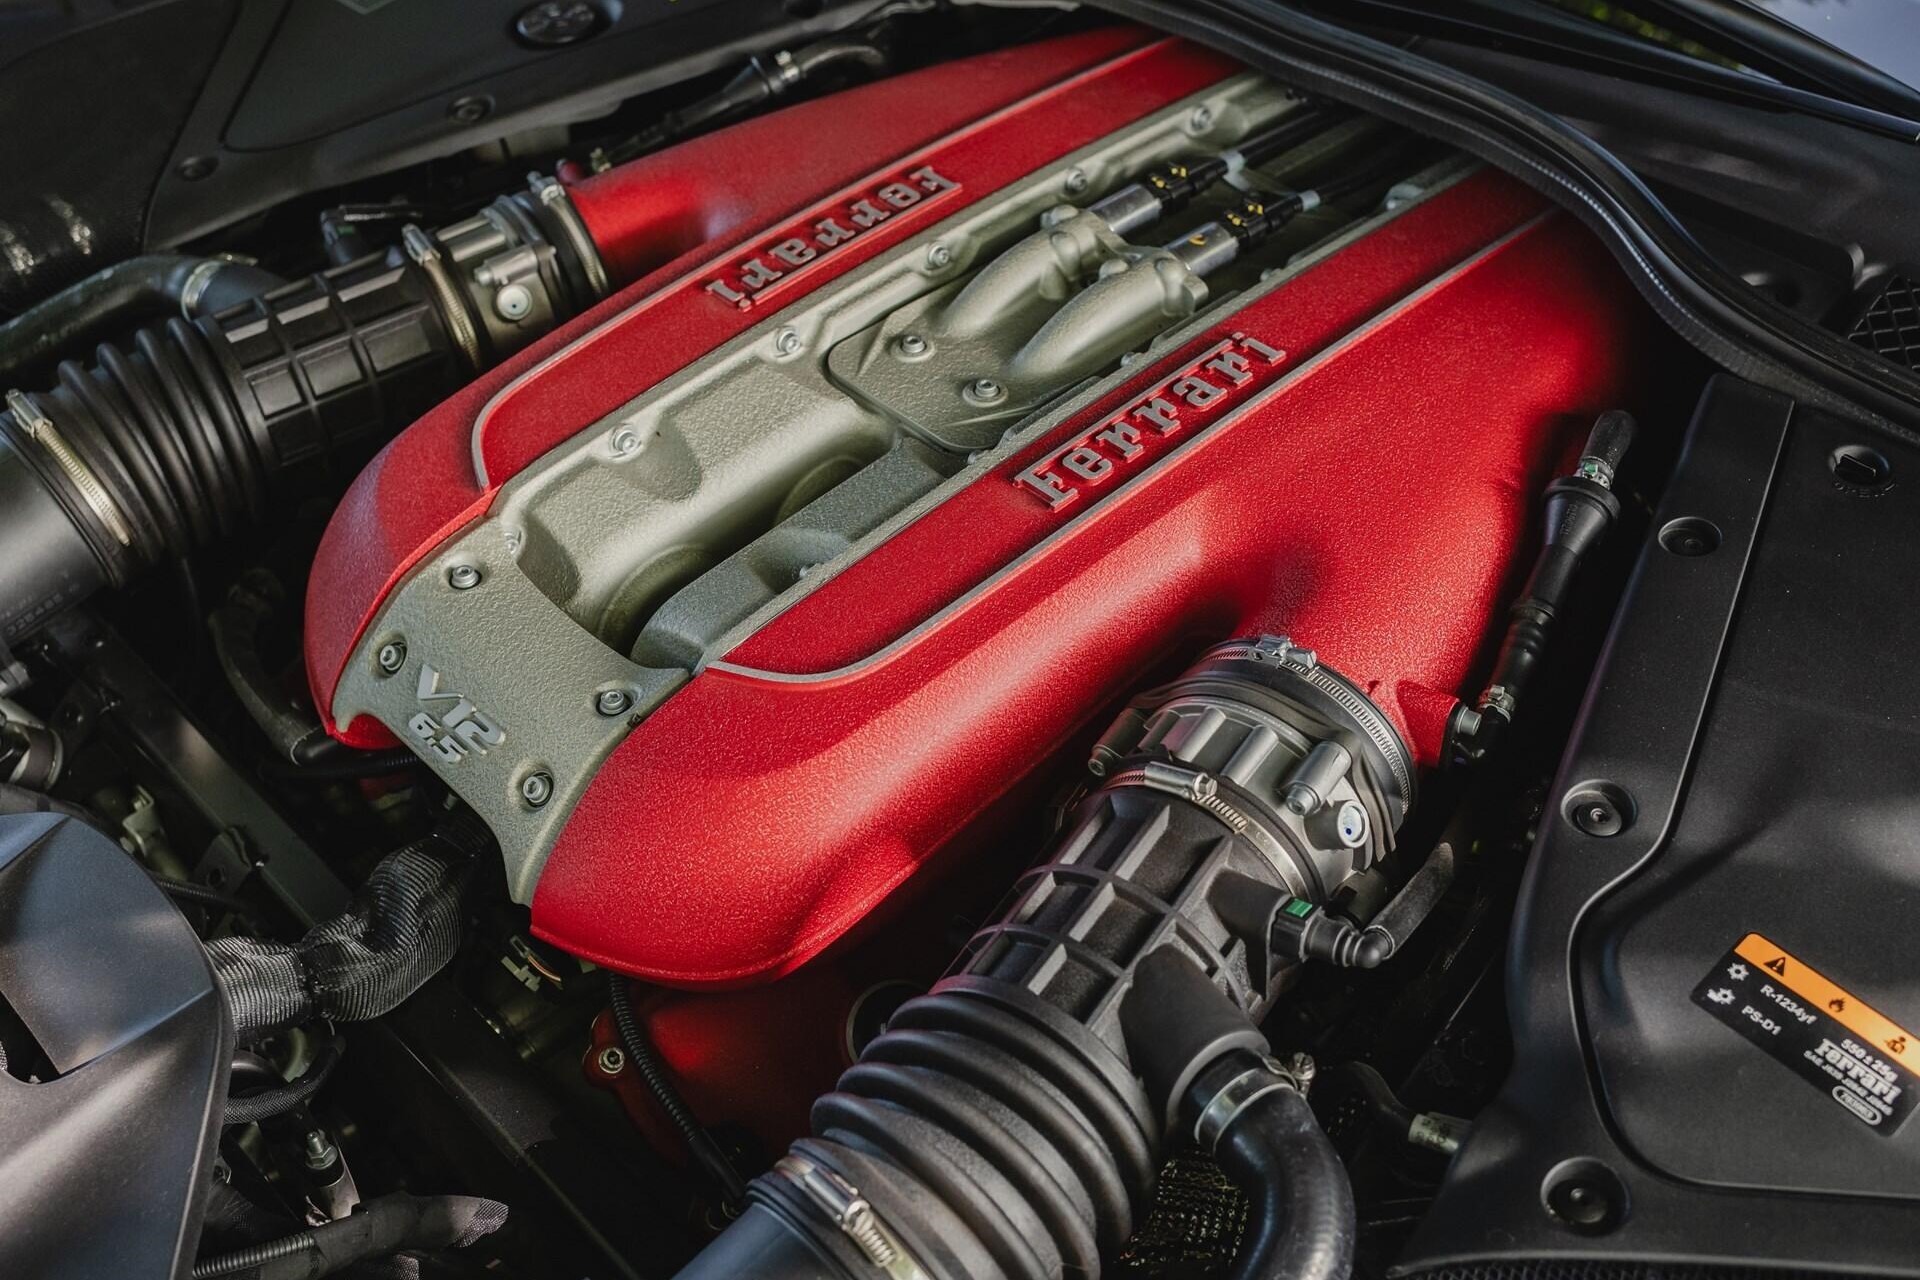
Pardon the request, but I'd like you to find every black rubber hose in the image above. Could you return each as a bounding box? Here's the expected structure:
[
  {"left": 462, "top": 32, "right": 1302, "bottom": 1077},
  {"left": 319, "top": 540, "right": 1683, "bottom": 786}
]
[
  {"left": 189, "top": 1192, "right": 508, "bottom": 1280},
  {"left": 608, "top": 978, "right": 748, "bottom": 1209},
  {"left": 224, "top": 1037, "right": 343, "bottom": 1127},
  {"left": 208, "top": 577, "right": 341, "bottom": 766},
  {"left": 0, "top": 255, "right": 280, "bottom": 382},
  {"left": 1192, "top": 1052, "right": 1356, "bottom": 1280}
]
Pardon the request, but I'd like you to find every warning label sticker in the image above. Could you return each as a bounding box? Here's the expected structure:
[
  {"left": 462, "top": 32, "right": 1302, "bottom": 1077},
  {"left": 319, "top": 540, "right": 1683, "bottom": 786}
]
[{"left": 1693, "top": 933, "right": 1917, "bottom": 1136}]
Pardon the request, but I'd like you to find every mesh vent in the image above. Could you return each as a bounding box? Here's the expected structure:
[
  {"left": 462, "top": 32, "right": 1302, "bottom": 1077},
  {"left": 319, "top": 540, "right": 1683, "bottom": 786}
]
[
  {"left": 1849, "top": 275, "right": 1920, "bottom": 368},
  {"left": 1113, "top": 1152, "right": 1248, "bottom": 1276}
]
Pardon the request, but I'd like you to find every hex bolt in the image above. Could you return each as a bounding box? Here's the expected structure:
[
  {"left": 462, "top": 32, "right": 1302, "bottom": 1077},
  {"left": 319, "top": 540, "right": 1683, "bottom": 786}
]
[
  {"left": 596, "top": 1045, "right": 627, "bottom": 1076},
  {"left": 520, "top": 771, "right": 554, "bottom": 808},
  {"left": 1189, "top": 105, "right": 1215, "bottom": 133},
  {"left": 302, "top": 1130, "right": 338, "bottom": 1170},
  {"left": 1063, "top": 167, "right": 1090, "bottom": 196},
  {"left": 495, "top": 283, "right": 534, "bottom": 321},
  {"left": 610, "top": 427, "right": 641, "bottom": 457},
  {"left": 376, "top": 640, "right": 407, "bottom": 675},
  {"left": 596, "top": 688, "right": 631, "bottom": 717},
  {"left": 895, "top": 333, "right": 929, "bottom": 358},
  {"left": 966, "top": 377, "right": 1006, "bottom": 405},
  {"left": 926, "top": 242, "right": 953, "bottom": 270},
  {"left": 774, "top": 326, "right": 802, "bottom": 356},
  {"left": 448, "top": 564, "right": 481, "bottom": 590}
]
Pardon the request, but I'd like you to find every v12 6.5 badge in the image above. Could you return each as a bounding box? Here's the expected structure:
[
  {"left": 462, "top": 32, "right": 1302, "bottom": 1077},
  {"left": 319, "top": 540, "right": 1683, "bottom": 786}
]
[{"left": 406, "top": 664, "right": 505, "bottom": 765}]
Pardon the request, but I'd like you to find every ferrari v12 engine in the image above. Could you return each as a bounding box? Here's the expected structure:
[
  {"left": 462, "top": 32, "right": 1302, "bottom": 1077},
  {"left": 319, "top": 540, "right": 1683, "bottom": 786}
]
[{"left": 303, "top": 31, "right": 1650, "bottom": 989}]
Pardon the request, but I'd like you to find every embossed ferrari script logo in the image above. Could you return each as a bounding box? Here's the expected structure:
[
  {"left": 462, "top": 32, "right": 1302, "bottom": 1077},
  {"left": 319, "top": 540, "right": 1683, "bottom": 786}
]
[
  {"left": 703, "top": 166, "right": 959, "bottom": 309},
  {"left": 1015, "top": 333, "right": 1286, "bottom": 510}
]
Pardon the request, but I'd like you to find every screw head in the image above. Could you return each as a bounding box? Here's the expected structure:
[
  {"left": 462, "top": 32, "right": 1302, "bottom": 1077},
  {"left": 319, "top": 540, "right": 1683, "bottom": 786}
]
[
  {"left": 610, "top": 427, "right": 641, "bottom": 457},
  {"left": 514, "top": 0, "right": 602, "bottom": 47},
  {"left": 596, "top": 688, "right": 631, "bottom": 716},
  {"left": 376, "top": 640, "right": 407, "bottom": 674},
  {"left": 774, "top": 326, "right": 802, "bottom": 356},
  {"left": 520, "top": 771, "right": 554, "bottom": 808},
  {"left": 1063, "top": 167, "right": 1090, "bottom": 196},
  {"left": 926, "top": 243, "right": 953, "bottom": 270},
  {"left": 1566, "top": 784, "right": 1632, "bottom": 838},
  {"left": 895, "top": 333, "right": 929, "bottom": 358},
  {"left": 495, "top": 283, "right": 533, "bottom": 321},
  {"left": 448, "top": 564, "right": 481, "bottom": 590},
  {"left": 176, "top": 155, "right": 218, "bottom": 182},
  {"left": 965, "top": 377, "right": 1006, "bottom": 405},
  {"left": 595, "top": 1045, "right": 627, "bottom": 1075},
  {"left": 1189, "top": 105, "right": 1216, "bottom": 133},
  {"left": 448, "top": 95, "right": 494, "bottom": 125}
]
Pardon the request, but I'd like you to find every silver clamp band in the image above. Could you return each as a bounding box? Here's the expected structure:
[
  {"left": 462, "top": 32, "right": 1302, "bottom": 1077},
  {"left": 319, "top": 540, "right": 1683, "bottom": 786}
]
[
  {"left": 403, "top": 224, "right": 484, "bottom": 371},
  {"left": 1193, "top": 1056, "right": 1311, "bottom": 1153},
  {"left": 529, "top": 172, "right": 610, "bottom": 299},
  {"left": 6, "top": 389, "right": 133, "bottom": 547},
  {"left": 774, "top": 1154, "right": 932, "bottom": 1279}
]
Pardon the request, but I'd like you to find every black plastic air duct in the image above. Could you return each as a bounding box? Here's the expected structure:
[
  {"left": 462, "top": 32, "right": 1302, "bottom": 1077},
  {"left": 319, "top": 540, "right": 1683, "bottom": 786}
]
[{"left": 672, "top": 637, "right": 1410, "bottom": 1280}]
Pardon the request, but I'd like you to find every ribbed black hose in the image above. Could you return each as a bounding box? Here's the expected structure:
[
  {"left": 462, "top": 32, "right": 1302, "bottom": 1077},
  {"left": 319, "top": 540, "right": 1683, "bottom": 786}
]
[
  {"left": 1193, "top": 1054, "right": 1355, "bottom": 1280},
  {"left": 608, "top": 978, "right": 748, "bottom": 1208}
]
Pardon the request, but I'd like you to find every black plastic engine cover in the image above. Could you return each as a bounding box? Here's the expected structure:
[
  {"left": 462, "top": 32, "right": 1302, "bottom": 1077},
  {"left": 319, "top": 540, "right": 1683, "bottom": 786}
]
[
  {"left": 0, "top": 813, "right": 232, "bottom": 1280},
  {"left": 1401, "top": 375, "right": 1920, "bottom": 1274}
]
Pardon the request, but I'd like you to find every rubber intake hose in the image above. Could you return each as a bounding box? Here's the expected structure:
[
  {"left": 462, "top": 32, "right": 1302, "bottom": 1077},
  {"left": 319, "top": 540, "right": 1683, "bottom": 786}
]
[
  {"left": 669, "top": 638, "right": 1406, "bottom": 1280},
  {"left": 0, "top": 178, "right": 607, "bottom": 645},
  {"left": 1188, "top": 1051, "right": 1355, "bottom": 1280}
]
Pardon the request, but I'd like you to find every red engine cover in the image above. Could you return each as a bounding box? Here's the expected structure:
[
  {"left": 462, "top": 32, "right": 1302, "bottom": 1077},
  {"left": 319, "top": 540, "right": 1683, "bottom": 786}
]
[{"left": 307, "top": 29, "right": 1656, "bottom": 990}]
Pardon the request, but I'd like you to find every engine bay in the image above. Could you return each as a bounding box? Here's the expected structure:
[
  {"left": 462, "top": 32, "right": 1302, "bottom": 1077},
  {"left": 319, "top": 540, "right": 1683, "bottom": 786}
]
[{"left": 1, "top": 7, "right": 1917, "bottom": 1280}]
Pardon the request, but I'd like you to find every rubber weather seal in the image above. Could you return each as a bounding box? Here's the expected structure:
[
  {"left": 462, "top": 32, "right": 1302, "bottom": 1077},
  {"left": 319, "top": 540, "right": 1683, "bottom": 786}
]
[{"left": 1084, "top": 0, "right": 1920, "bottom": 441}]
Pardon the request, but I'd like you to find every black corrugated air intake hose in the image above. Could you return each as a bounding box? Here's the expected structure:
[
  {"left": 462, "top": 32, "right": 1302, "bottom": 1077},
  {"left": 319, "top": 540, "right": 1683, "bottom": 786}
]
[
  {"left": 671, "top": 635, "right": 1415, "bottom": 1280},
  {"left": 0, "top": 174, "right": 607, "bottom": 644}
]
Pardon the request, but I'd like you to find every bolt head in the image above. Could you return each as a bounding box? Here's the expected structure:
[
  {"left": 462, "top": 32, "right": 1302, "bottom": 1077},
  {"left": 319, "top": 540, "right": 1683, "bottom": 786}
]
[
  {"left": 514, "top": 0, "right": 602, "bottom": 47},
  {"left": 926, "top": 243, "right": 953, "bottom": 270},
  {"left": 520, "top": 771, "right": 554, "bottom": 807},
  {"left": 595, "top": 1045, "right": 626, "bottom": 1075},
  {"left": 376, "top": 640, "right": 407, "bottom": 674},
  {"left": 965, "top": 377, "right": 1006, "bottom": 405},
  {"left": 448, "top": 95, "right": 493, "bottom": 125},
  {"left": 895, "top": 333, "right": 929, "bottom": 358},
  {"left": 1063, "top": 167, "right": 1090, "bottom": 196},
  {"left": 610, "top": 427, "right": 641, "bottom": 457},
  {"left": 495, "top": 283, "right": 534, "bottom": 321},
  {"left": 774, "top": 326, "right": 802, "bottom": 355},
  {"left": 596, "top": 688, "right": 631, "bottom": 716},
  {"left": 1189, "top": 105, "right": 1215, "bottom": 133},
  {"left": 447, "top": 564, "right": 481, "bottom": 590}
]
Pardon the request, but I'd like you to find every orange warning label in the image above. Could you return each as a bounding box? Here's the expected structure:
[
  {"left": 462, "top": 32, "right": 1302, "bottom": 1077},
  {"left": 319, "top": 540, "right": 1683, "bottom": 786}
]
[{"left": 1734, "top": 933, "right": 1915, "bottom": 1065}]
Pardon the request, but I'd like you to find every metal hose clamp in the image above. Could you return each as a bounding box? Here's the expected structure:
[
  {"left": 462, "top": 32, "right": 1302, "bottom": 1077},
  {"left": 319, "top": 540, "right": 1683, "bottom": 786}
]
[
  {"left": 774, "top": 1154, "right": 933, "bottom": 1279},
  {"left": 6, "top": 389, "right": 132, "bottom": 547},
  {"left": 1194, "top": 1055, "right": 1313, "bottom": 1153}
]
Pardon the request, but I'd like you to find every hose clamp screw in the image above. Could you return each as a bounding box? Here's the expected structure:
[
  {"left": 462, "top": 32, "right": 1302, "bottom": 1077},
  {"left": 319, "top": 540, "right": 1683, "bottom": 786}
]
[
  {"left": 448, "top": 564, "right": 482, "bottom": 590},
  {"left": 520, "top": 771, "right": 554, "bottom": 808},
  {"left": 774, "top": 326, "right": 802, "bottom": 356},
  {"left": 595, "top": 1045, "right": 626, "bottom": 1076},
  {"left": 376, "top": 640, "right": 407, "bottom": 675},
  {"left": 596, "top": 689, "right": 631, "bottom": 717}
]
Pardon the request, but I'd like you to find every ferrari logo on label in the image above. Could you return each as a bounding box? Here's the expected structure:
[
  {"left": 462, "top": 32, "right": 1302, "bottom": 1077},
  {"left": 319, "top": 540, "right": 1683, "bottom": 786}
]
[{"left": 1015, "top": 333, "right": 1286, "bottom": 511}]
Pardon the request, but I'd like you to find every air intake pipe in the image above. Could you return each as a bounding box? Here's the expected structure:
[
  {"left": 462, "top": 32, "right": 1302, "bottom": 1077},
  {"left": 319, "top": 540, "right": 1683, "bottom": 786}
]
[
  {"left": 673, "top": 636, "right": 1413, "bottom": 1280},
  {"left": 0, "top": 174, "right": 607, "bottom": 643}
]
